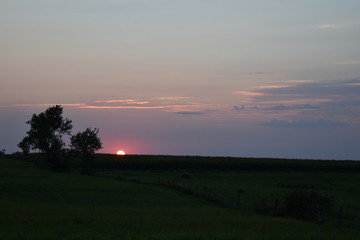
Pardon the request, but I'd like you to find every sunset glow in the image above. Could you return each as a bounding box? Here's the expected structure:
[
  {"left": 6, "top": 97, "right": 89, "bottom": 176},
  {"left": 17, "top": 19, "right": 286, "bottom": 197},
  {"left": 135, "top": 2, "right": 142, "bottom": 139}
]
[{"left": 116, "top": 150, "right": 126, "bottom": 156}]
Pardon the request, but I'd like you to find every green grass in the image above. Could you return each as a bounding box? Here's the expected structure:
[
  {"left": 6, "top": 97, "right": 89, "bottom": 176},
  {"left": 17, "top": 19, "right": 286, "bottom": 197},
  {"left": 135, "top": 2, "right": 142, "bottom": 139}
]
[
  {"left": 94, "top": 154, "right": 360, "bottom": 219},
  {"left": 100, "top": 170, "right": 360, "bottom": 219},
  {"left": 1, "top": 157, "right": 360, "bottom": 239}
]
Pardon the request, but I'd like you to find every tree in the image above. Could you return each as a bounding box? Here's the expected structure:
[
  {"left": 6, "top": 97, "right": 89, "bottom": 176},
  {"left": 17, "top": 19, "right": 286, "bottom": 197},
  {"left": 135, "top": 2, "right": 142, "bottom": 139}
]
[
  {"left": 0, "top": 149, "right": 5, "bottom": 158},
  {"left": 18, "top": 105, "right": 73, "bottom": 167},
  {"left": 18, "top": 136, "right": 31, "bottom": 155},
  {"left": 70, "top": 128, "right": 102, "bottom": 175}
]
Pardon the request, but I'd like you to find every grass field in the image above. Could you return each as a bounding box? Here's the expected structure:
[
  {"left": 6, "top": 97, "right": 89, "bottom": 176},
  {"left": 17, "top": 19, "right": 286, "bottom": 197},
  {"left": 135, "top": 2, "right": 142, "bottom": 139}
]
[
  {"left": 95, "top": 154, "right": 360, "bottom": 221},
  {"left": 99, "top": 170, "right": 360, "bottom": 217},
  {"left": 1, "top": 155, "right": 360, "bottom": 239}
]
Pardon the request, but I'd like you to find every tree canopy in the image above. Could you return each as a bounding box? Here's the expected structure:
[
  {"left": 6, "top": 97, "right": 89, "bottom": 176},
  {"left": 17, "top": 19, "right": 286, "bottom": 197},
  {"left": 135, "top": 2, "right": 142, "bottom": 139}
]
[
  {"left": 70, "top": 128, "right": 102, "bottom": 156},
  {"left": 18, "top": 105, "right": 72, "bottom": 160},
  {"left": 18, "top": 105, "right": 102, "bottom": 172},
  {"left": 70, "top": 128, "right": 102, "bottom": 174}
]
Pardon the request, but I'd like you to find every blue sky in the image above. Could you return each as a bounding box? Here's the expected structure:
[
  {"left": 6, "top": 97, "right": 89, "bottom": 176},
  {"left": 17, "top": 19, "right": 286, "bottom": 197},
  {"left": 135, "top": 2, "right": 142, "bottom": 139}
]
[{"left": 1, "top": 0, "right": 360, "bottom": 159}]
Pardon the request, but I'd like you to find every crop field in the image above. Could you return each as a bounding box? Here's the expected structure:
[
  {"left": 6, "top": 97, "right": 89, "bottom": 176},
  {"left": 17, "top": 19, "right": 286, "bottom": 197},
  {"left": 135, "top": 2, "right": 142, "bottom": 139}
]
[
  {"left": 1, "top": 155, "right": 360, "bottom": 239},
  {"left": 95, "top": 154, "right": 360, "bottom": 219}
]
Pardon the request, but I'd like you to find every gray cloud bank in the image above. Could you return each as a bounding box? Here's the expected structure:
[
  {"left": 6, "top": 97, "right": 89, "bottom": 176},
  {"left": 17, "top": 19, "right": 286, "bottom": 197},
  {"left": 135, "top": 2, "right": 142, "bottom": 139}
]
[{"left": 234, "top": 79, "right": 360, "bottom": 126}]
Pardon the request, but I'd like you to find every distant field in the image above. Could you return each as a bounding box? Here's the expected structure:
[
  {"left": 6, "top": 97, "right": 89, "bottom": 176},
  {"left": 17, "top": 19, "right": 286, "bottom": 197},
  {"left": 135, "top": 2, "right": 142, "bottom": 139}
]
[
  {"left": 94, "top": 154, "right": 360, "bottom": 172},
  {"left": 95, "top": 154, "right": 360, "bottom": 223},
  {"left": 2, "top": 155, "right": 360, "bottom": 239}
]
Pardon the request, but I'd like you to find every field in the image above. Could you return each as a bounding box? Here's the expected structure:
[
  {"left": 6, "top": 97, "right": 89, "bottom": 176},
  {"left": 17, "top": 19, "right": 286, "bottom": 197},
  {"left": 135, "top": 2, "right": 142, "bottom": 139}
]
[{"left": 1, "top": 155, "right": 360, "bottom": 239}]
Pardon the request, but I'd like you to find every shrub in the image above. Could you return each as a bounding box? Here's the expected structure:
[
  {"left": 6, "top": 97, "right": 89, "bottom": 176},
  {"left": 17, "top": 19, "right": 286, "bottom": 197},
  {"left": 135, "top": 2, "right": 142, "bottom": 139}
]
[{"left": 285, "top": 189, "right": 332, "bottom": 222}]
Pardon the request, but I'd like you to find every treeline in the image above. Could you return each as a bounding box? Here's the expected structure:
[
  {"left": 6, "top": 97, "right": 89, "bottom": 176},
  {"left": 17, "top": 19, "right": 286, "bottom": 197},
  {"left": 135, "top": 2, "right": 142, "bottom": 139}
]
[{"left": 94, "top": 154, "right": 360, "bottom": 172}]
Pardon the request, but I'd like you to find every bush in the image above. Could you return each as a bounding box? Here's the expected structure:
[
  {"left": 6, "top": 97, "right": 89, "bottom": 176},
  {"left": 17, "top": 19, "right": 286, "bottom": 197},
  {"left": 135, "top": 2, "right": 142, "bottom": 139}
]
[{"left": 285, "top": 189, "right": 331, "bottom": 222}]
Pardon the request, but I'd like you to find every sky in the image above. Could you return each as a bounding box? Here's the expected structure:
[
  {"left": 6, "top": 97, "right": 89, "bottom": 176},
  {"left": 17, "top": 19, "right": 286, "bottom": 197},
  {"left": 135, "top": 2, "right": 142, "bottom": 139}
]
[{"left": 1, "top": 0, "right": 360, "bottom": 160}]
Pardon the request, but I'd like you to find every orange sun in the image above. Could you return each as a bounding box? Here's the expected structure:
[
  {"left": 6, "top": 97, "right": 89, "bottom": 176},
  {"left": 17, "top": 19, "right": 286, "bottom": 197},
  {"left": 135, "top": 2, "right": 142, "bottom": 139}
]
[{"left": 116, "top": 150, "right": 126, "bottom": 156}]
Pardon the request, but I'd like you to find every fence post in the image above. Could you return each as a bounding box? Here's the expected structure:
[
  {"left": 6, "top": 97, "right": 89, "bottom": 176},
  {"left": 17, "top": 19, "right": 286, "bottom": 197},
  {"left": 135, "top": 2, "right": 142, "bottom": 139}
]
[{"left": 237, "top": 190, "right": 241, "bottom": 208}]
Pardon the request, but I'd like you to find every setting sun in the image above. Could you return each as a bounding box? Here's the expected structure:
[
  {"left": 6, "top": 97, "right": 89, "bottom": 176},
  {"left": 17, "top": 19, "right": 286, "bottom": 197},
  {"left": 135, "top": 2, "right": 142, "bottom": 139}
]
[{"left": 116, "top": 150, "right": 126, "bottom": 156}]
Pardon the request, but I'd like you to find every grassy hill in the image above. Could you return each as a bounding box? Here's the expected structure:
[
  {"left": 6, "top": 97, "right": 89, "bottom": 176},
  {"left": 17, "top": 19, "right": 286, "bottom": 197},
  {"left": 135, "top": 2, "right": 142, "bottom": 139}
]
[{"left": 1, "top": 156, "right": 360, "bottom": 239}]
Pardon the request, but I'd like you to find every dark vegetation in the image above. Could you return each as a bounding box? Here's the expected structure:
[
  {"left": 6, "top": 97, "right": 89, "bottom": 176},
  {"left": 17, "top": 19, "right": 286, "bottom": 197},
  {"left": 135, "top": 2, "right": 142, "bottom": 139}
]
[
  {"left": 70, "top": 128, "right": 102, "bottom": 175},
  {"left": 94, "top": 154, "right": 360, "bottom": 172},
  {"left": 0, "top": 149, "right": 6, "bottom": 158},
  {"left": 10, "top": 152, "right": 360, "bottom": 224},
  {"left": 285, "top": 189, "right": 332, "bottom": 222},
  {"left": 17, "top": 105, "right": 102, "bottom": 173},
  {"left": 18, "top": 105, "right": 73, "bottom": 165},
  {"left": 3, "top": 155, "right": 360, "bottom": 239},
  {"left": 92, "top": 154, "right": 360, "bottom": 224}
]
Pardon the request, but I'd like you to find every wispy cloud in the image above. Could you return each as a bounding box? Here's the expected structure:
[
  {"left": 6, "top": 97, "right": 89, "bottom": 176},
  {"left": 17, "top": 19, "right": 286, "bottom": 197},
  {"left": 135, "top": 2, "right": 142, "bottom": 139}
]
[
  {"left": 95, "top": 99, "right": 149, "bottom": 105},
  {"left": 155, "top": 97, "right": 191, "bottom": 100},
  {"left": 0, "top": 103, "right": 86, "bottom": 108},
  {"left": 232, "top": 79, "right": 360, "bottom": 125},
  {"left": 334, "top": 61, "right": 360, "bottom": 65},
  {"left": 79, "top": 105, "right": 169, "bottom": 109},
  {"left": 255, "top": 80, "right": 360, "bottom": 98},
  {"left": 246, "top": 71, "right": 275, "bottom": 75},
  {"left": 315, "top": 24, "right": 341, "bottom": 29},
  {"left": 258, "top": 85, "right": 290, "bottom": 89},
  {"left": 233, "top": 104, "right": 320, "bottom": 111},
  {"left": 314, "top": 21, "right": 360, "bottom": 29},
  {"left": 233, "top": 105, "right": 245, "bottom": 111},
  {"left": 286, "top": 80, "right": 313, "bottom": 83},
  {"left": 80, "top": 102, "right": 202, "bottom": 111},
  {"left": 233, "top": 91, "right": 264, "bottom": 96},
  {"left": 259, "top": 119, "right": 349, "bottom": 128},
  {"left": 0, "top": 93, "right": 214, "bottom": 115},
  {"left": 266, "top": 104, "right": 320, "bottom": 111},
  {"left": 175, "top": 111, "right": 206, "bottom": 115}
]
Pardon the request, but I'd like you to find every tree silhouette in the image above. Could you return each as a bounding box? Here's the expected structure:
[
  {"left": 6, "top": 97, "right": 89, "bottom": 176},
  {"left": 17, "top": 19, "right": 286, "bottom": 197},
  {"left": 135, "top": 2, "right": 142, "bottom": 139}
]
[
  {"left": 0, "top": 149, "right": 5, "bottom": 158},
  {"left": 18, "top": 105, "right": 73, "bottom": 168},
  {"left": 18, "top": 136, "right": 31, "bottom": 155},
  {"left": 70, "top": 128, "right": 102, "bottom": 175}
]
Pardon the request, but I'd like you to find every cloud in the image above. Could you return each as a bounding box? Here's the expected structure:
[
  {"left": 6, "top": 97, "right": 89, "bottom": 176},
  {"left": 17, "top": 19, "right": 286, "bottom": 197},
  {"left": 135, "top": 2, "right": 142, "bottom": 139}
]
[
  {"left": 314, "top": 21, "right": 360, "bottom": 29},
  {"left": 1, "top": 95, "right": 210, "bottom": 114},
  {"left": 335, "top": 61, "right": 360, "bottom": 65},
  {"left": 233, "top": 105, "right": 245, "bottom": 111},
  {"left": 175, "top": 111, "right": 206, "bottom": 115},
  {"left": 266, "top": 104, "right": 289, "bottom": 111},
  {"left": 266, "top": 104, "right": 320, "bottom": 111},
  {"left": 79, "top": 103, "right": 202, "bottom": 111},
  {"left": 295, "top": 104, "right": 320, "bottom": 110},
  {"left": 233, "top": 104, "right": 320, "bottom": 111},
  {"left": 95, "top": 99, "right": 149, "bottom": 105},
  {"left": 253, "top": 79, "right": 360, "bottom": 100},
  {"left": 258, "top": 85, "right": 291, "bottom": 89},
  {"left": 232, "top": 80, "right": 360, "bottom": 125},
  {"left": 233, "top": 91, "right": 264, "bottom": 96},
  {"left": 286, "top": 80, "right": 313, "bottom": 83},
  {"left": 155, "top": 97, "right": 191, "bottom": 100},
  {"left": 79, "top": 105, "right": 167, "bottom": 109},
  {"left": 247, "top": 71, "right": 274, "bottom": 75},
  {"left": 0, "top": 103, "right": 86, "bottom": 108},
  {"left": 259, "top": 119, "right": 349, "bottom": 128},
  {"left": 315, "top": 24, "right": 341, "bottom": 29}
]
